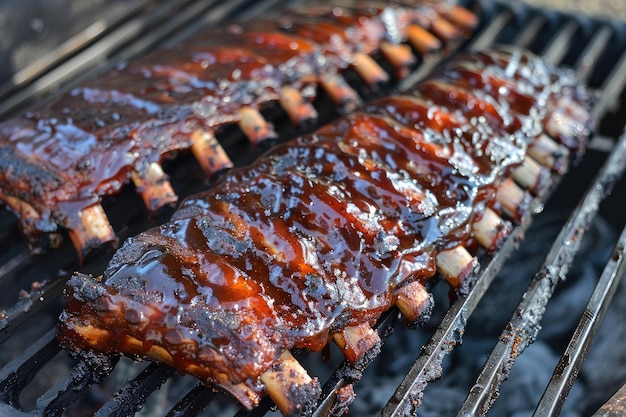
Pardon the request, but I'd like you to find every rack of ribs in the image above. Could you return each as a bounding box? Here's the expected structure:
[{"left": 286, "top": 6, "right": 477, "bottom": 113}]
[
  {"left": 0, "top": 0, "right": 477, "bottom": 261},
  {"left": 57, "top": 46, "right": 594, "bottom": 416}
]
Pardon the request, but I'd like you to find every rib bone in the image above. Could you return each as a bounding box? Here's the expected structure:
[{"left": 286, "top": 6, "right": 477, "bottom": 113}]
[
  {"left": 260, "top": 351, "right": 320, "bottom": 417},
  {"left": 445, "top": 5, "right": 480, "bottom": 31},
  {"left": 472, "top": 207, "right": 511, "bottom": 251},
  {"left": 496, "top": 177, "right": 530, "bottom": 220},
  {"left": 512, "top": 156, "right": 549, "bottom": 194},
  {"left": 406, "top": 24, "right": 442, "bottom": 54},
  {"left": 131, "top": 162, "right": 177, "bottom": 214},
  {"left": 191, "top": 130, "right": 234, "bottom": 177},
  {"left": 66, "top": 205, "right": 117, "bottom": 261},
  {"left": 319, "top": 73, "right": 362, "bottom": 113},
  {"left": 351, "top": 52, "right": 390, "bottom": 86},
  {"left": 395, "top": 281, "right": 433, "bottom": 325},
  {"left": 435, "top": 246, "right": 479, "bottom": 291},
  {"left": 239, "top": 106, "right": 278, "bottom": 146},
  {"left": 333, "top": 323, "right": 380, "bottom": 363},
  {"left": 279, "top": 86, "right": 319, "bottom": 125},
  {"left": 379, "top": 41, "right": 415, "bottom": 78}
]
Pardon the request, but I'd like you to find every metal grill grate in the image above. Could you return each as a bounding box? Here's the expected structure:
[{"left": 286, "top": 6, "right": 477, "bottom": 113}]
[{"left": 0, "top": 1, "right": 625, "bottom": 416}]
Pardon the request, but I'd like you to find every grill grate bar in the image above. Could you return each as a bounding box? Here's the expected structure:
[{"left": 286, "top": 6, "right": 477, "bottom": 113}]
[
  {"left": 165, "top": 383, "right": 217, "bottom": 417},
  {"left": 236, "top": 394, "right": 276, "bottom": 417},
  {"left": 457, "top": 131, "right": 626, "bottom": 417},
  {"left": 93, "top": 363, "right": 176, "bottom": 417},
  {"left": 592, "top": 48, "right": 626, "bottom": 120},
  {"left": 0, "top": 249, "right": 30, "bottom": 282},
  {"left": 533, "top": 221, "right": 626, "bottom": 417},
  {"left": 35, "top": 361, "right": 106, "bottom": 417},
  {"left": 466, "top": 8, "right": 513, "bottom": 50},
  {"left": 0, "top": 330, "right": 59, "bottom": 408},
  {"left": 539, "top": 19, "right": 580, "bottom": 66},
  {"left": 575, "top": 25, "right": 614, "bottom": 83},
  {"left": 0, "top": 278, "right": 65, "bottom": 345},
  {"left": 511, "top": 14, "right": 547, "bottom": 48}
]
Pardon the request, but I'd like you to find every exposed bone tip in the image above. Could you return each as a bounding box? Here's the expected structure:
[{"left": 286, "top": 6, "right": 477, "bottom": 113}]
[
  {"left": 472, "top": 207, "right": 512, "bottom": 252},
  {"left": 67, "top": 204, "right": 118, "bottom": 263},
  {"left": 332, "top": 322, "right": 380, "bottom": 364},
  {"left": 131, "top": 162, "right": 178, "bottom": 214},
  {"left": 239, "top": 106, "right": 278, "bottom": 146},
  {"left": 496, "top": 178, "right": 531, "bottom": 222},
  {"left": 379, "top": 42, "right": 416, "bottom": 76},
  {"left": 352, "top": 52, "right": 390, "bottom": 87},
  {"left": 279, "top": 85, "right": 319, "bottom": 126},
  {"left": 431, "top": 16, "right": 460, "bottom": 42},
  {"left": 260, "top": 351, "right": 321, "bottom": 417},
  {"left": 435, "top": 246, "right": 479, "bottom": 293},
  {"left": 512, "top": 156, "right": 551, "bottom": 194},
  {"left": 191, "top": 130, "right": 234, "bottom": 177},
  {"left": 447, "top": 5, "right": 480, "bottom": 31},
  {"left": 395, "top": 281, "right": 434, "bottom": 327},
  {"left": 407, "top": 24, "right": 442, "bottom": 55},
  {"left": 528, "top": 133, "right": 570, "bottom": 175},
  {"left": 319, "top": 74, "right": 362, "bottom": 114}
]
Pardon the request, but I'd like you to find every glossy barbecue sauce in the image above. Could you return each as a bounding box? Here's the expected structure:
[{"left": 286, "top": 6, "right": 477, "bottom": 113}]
[
  {"left": 364, "top": 94, "right": 526, "bottom": 185},
  {"left": 59, "top": 114, "right": 493, "bottom": 390},
  {"left": 1, "top": 4, "right": 384, "bottom": 244},
  {"left": 55, "top": 46, "right": 596, "bottom": 411}
]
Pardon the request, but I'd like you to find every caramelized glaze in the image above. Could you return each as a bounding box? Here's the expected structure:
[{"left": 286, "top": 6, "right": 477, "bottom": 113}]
[
  {"left": 2, "top": 0, "right": 451, "bottom": 252},
  {"left": 58, "top": 47, "right": 594, "bottom": 409}
]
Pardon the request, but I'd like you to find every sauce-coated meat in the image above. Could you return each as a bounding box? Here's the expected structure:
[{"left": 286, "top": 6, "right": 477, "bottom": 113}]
[
  {"left": 0, "top": 0, "right": 474, "bottom": 259},
  {"left": 57, "top": 47, "right": 593, "bottom": 415}
]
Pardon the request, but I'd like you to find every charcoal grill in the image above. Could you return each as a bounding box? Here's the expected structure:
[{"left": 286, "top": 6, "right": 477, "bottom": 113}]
[{"left": 0, "top": 0, "right": 626, "bottom": 416}]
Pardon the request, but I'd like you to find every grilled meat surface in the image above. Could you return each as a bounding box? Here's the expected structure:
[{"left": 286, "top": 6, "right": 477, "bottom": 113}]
[
  {"left": 0, "top": 0, "right": 476, "bottom": 259},
  {"left": 57, "top": 47, "right": 593, "bottom": 415}
]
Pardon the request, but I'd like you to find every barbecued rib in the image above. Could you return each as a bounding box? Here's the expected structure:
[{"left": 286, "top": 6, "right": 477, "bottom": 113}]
[
  {"left": 0, "top": 0, "right": 476, "bottom": 261},
  {"left": 57, "top": 47, "right": 593, "bottom": 416},
  {"left": 367, "top": 46, "right": 594, "bottom": 196}
]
